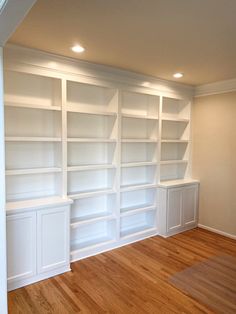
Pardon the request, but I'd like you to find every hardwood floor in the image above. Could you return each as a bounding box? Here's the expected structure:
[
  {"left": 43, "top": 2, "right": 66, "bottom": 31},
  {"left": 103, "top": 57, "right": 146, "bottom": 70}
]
[{"left": 8, "top": 228, "right": 236, "bottom": 313}]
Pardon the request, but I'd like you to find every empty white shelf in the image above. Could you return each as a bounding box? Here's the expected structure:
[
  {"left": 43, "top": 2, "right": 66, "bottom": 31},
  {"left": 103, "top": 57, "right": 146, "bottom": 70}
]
[
  {"left": 121, "top": 161, "right": 157, "bottom": 168},
  {"left": 6, "top": 196, "right": 73, "bottom": 214},
  {"left": 67, "top": 106, "right": 117, "bottom": 116},
  {"left": 121, "top": 139, "right": 158, "bottom": 143},
  {"left": 160, "top": 160, "right": 188, "bottom": 165},
  {"left": 69, "top": 188, "right": 116, "bottom": 199},
  {"left": 120, "top": 183, "right": 157, "bottom": 192},
  {"left": 67, "top": 138, "right": 116, "bottom": 143},
  {"left": 5, "top": 137, "right": 61, "bottom": 142},
  {"left": 158, "top": 178, "right": 200, "bottom": 188},
  {"left": 5, "top": 101, "right": 61, "bottom": 111},
  {"left": 161, "top": 139, "right": 189, "bottom": 143},
  {"left": 68, "top": 164, "right": 116, "bottom": 172},
  {"left": 162, "top": 117, "right": 189, "bottom": 123},
  {"left": 6, "top": 167, "right": 62, "bottom": 176},
  {"left": 71, "top": 214, "right": 115, "bottom": 227},
  {"left": 120, "top": 226, "right": 156, "bottom": 239},
  {"left": 120, "top": 204, "right": 156, "bottom": 216},
  {"left": 121, "top": 113, "right": 158, "bottom": 120},
  {"left": 71, "top": 237, "right": 115, "bottom": 253}
]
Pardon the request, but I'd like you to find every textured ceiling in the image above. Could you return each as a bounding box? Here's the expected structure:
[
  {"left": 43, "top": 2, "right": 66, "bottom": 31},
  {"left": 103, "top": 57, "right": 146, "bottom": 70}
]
[{"left": 8, "top": 0, "right": 236, "bottom": 85}]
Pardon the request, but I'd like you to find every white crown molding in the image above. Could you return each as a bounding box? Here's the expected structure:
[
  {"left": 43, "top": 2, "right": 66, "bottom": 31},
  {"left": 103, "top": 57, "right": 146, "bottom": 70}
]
[
  {"left": 4, "top": 44, "right": 194, "bottom": 99},
  {"left": 195, "top": 78, "right": 236, "bottom": 97}
]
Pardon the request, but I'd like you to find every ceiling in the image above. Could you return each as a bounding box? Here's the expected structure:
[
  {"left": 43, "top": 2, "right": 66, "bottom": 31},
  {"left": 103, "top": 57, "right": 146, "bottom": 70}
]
[{"left": 7, "top": 0, "right": 236, "bottom": 86}]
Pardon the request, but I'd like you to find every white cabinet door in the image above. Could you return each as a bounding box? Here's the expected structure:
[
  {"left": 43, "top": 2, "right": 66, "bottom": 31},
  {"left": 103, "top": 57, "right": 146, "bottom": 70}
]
[
  {"left": 182, "top": 185, "right": 198, "bottom": 227},
  {"left": 37, "top": 207, "right": 70, "bottom": 274},
  {"left": 167, "top": 188, "right": 182, "bottom": 233},
  {"left": 7, "top": 212, "right": 36, "bottom": 284}
]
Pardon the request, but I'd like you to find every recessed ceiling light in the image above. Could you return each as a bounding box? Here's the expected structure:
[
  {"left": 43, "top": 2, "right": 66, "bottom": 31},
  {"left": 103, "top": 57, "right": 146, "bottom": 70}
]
[
  {"left": 71, "top": 45, "right": 85, "bottom": 53},
  {"left": 173, "top": 73, "right": 184, "bottom": 78}
]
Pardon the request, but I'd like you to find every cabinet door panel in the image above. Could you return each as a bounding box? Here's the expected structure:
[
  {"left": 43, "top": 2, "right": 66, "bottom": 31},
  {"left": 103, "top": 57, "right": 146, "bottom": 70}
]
[
  {"left": 7, "top": 212, "right": 36, "bottom": 283},
  {"left": 183, "top": 185, "right": 198, "bottom": 226},
  {"left": 37, "top": 207, "right": 69, "bottom": 274},
  {"left": 167, "top": 188, "right": 182, "bottom": 231}
]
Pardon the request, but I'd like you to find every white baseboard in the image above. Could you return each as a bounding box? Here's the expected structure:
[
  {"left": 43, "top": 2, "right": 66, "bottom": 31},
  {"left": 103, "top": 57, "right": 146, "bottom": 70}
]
[{"left": 198, "top": 224, "right": 236, "bottom": 240}]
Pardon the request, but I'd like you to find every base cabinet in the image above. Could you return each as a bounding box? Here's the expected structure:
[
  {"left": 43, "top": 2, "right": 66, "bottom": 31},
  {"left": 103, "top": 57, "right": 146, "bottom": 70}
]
[
  {"left": 7, "top": 212, "right": 37, "bottom": 285},
  {"left": 7, "top": 201, "right": 72, "bottom": 291},
  {"left": 37, "top": 207, "right": 70, "bottom": 274},
  {"left": 158, "top": 183, "right": 199, "bottom": 237}
]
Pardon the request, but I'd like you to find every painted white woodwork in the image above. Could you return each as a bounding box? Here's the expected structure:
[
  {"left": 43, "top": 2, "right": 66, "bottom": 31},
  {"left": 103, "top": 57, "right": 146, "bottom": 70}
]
[
  {"left": 37, "top": 206, "right": 70, "bottom": 273},
  {"left": 120, "top": 209, "right": 157, "bottom": 239},
  {"left": 6, "top": 198, "right": 72, "bottom": 291},
  {"left": 7, "top": 212, "right": 36, "bottom": 285},
  {"left": 4, "top": 45, "right": 199, "bottom": 271},
  {"left": 157, "top": 183, "right": 199, "bottom": 237},
  {"left": 182, "top": 185, "right": 198, "bottom": 227}
]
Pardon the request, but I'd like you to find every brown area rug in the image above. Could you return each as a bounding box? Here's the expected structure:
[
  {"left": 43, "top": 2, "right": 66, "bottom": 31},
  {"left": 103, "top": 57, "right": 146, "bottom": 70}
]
[{"left": 169, "top": 255, "right": 236, "bottom": 314}]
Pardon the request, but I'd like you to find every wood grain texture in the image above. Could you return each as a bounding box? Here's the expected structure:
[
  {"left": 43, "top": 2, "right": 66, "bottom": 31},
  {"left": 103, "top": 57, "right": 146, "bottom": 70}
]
[{"left": 8, "top": 228, "right": 236, "bottom": 313}]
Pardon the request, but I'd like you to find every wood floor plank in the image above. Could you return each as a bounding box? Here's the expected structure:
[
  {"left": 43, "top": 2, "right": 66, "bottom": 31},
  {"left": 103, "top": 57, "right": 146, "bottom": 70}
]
[{"left": 8, "top": 228, "right": 236, "bottom": 313}]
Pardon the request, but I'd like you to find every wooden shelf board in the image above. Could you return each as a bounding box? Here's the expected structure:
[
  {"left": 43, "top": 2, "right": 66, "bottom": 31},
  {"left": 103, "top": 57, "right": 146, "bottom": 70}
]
[{"left": 6, "top": 167, "right": 62, "bottom": 176}]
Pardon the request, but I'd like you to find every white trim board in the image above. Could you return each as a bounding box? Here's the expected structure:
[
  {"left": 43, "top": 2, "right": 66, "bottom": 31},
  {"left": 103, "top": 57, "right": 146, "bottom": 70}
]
[
  {"left": 194, "top": 78, "right": 236, "bottom": 97},
  {"left": 198, "top": 224, "right": 236, "bottom": 240}
]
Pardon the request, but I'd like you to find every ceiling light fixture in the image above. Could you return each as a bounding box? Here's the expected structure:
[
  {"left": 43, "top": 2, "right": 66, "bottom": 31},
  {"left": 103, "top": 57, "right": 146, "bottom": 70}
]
[
  {"left": 173, "top": 73, "right": 183, "bottom": 78},
  {"left": 71, "top": 45, "right": 85, "bottom": 53}
]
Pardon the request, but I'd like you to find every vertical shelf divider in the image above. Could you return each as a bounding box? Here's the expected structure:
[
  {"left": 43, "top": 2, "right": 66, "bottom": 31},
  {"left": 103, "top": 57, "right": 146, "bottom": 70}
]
[
  {"left": 157, "top": 96, "right": 163, "bottom": 185},
  {"left": 61, "top": 79, "right": 68, "bottom": 197},
  {"left": 116, "top": 90, "right": 121, "bottom": 241}
]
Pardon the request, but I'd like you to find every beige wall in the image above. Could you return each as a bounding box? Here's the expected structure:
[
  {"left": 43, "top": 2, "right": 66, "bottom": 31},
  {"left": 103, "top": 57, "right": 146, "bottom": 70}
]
[{"left": 192, "top": 92, "right": 236, "bottom": 236}]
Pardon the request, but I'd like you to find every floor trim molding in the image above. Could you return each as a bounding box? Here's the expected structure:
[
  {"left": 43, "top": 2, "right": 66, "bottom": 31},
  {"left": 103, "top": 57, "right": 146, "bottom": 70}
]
[{"left": 198, "top": 224, "right": 236, "bottom": 240}]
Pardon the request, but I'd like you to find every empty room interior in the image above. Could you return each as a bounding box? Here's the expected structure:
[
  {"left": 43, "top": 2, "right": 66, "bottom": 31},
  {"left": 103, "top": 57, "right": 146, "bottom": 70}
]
[{"left": 0, "top": 0, "right": 236, "bottom": 313}]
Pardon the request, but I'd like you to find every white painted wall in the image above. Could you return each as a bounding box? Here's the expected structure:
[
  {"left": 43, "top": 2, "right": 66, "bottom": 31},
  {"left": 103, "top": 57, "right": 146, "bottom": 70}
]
[{"left": 0, "top": 46, "right": 7, "bottom": 314}]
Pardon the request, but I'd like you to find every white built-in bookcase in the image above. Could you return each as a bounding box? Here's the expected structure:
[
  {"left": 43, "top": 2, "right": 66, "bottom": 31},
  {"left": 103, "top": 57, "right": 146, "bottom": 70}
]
[{"left": 4, "top": 52, "right": 193, "bottom": 261}]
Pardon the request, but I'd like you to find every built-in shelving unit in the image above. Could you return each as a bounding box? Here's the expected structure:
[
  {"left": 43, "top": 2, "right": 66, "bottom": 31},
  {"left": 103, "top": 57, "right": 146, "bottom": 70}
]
[
  {"left": 119, "top": 91, "right": 159, "bottom": 239},
  {"left": 4, "top": 57, "right": 195, "bottom": 262},
  {"left": 160, "top": 96, "right": 191, "bottom": 182},
  {"left": 4, "top": 71, "right": 62, "bottom": 202},
  {"left": 66, "top": 80, "right": 119, "bottom": 258}
]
